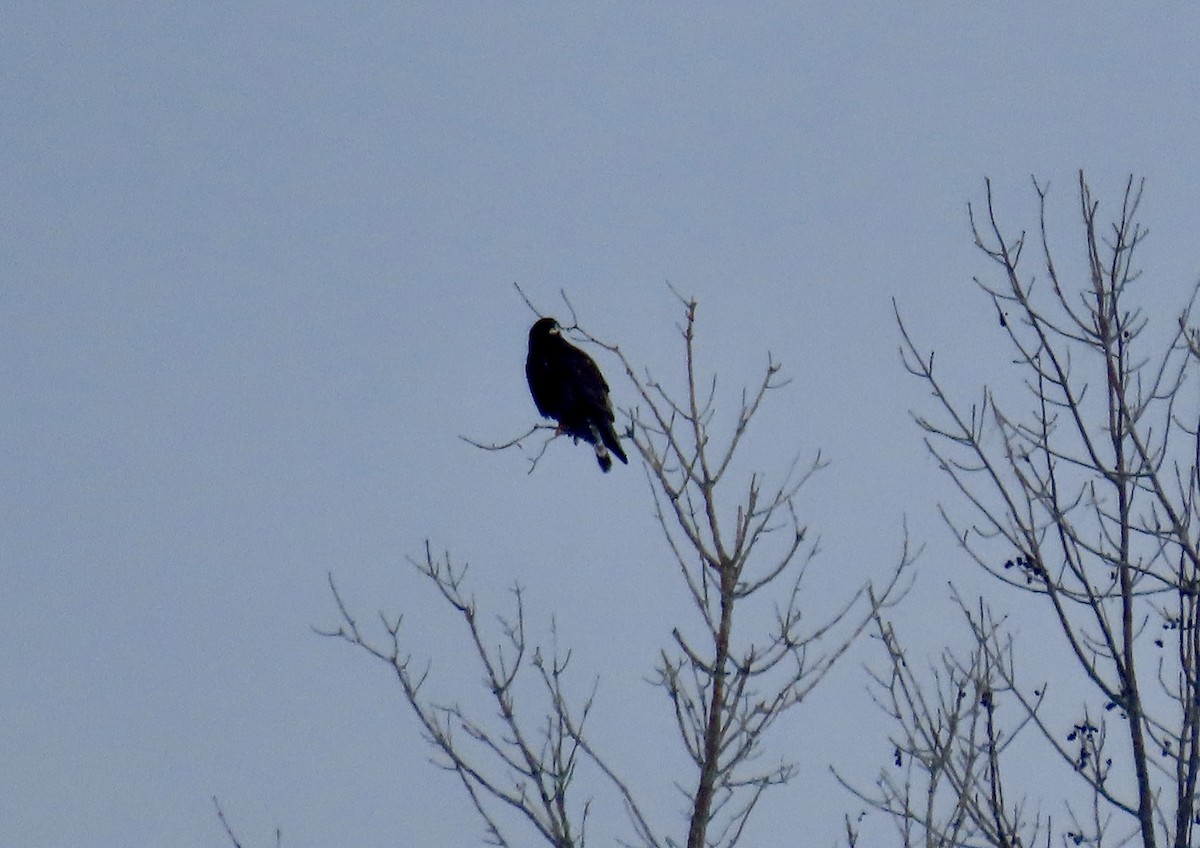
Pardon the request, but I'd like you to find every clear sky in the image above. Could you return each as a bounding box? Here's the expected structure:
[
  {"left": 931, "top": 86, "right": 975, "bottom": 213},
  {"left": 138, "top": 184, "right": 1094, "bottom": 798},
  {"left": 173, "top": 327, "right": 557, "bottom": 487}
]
[{"left": 4, "top": 3, "right": 1200, "bottom": 846}]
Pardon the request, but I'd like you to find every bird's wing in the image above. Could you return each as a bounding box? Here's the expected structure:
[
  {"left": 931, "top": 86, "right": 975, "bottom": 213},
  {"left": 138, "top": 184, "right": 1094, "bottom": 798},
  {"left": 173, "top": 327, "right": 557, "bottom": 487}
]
[
  {"left": 525, "top": 353, "right": 559, "bottom": 419},
  {"left": 562, "top": 345, "right": 615, "bottom": 421}
]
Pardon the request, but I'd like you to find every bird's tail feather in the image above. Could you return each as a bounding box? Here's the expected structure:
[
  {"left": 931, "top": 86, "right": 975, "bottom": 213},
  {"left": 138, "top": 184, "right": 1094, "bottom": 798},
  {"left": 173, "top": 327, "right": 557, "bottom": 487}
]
[
  {"left": 594, "top": 443, "right": 613, "bottom": 472},
  {"left": 600, "top": 423, "right": 628, "bottom": 466},
  {"left": 588, "top": 422, "right": 625, "bottom": 472}
]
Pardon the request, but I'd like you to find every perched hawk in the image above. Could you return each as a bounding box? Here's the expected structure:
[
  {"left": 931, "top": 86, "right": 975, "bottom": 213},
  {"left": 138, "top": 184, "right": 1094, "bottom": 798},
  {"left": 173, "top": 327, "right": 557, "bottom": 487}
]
[{"left": 525, "top": 317, "right": 628, "bottom": 472}]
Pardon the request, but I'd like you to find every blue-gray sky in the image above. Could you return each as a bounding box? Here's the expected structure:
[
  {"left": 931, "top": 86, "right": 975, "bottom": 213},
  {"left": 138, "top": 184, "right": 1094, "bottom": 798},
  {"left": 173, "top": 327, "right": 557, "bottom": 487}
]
[{"left": 4, "top": 4, "right": 1200, "bottom": 846}]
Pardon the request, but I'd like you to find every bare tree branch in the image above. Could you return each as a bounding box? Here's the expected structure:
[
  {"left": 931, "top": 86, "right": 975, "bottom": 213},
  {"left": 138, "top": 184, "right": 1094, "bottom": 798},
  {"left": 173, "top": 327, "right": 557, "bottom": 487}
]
[
  {"left": 856, "top": 173, "right": 1200, "bottom": 848},
  {"left": 214, "top": 798, "right": 282, "bottom": 848},
  {"left": 296, "top": 293, "right": 909, "bottom": 848}
]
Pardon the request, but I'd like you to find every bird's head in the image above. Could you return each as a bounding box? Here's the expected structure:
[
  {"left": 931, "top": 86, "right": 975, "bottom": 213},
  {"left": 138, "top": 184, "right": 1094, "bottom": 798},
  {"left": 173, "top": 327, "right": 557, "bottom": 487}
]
[{"left": 530, "top": 316, "right": 561, "bottom": 340}]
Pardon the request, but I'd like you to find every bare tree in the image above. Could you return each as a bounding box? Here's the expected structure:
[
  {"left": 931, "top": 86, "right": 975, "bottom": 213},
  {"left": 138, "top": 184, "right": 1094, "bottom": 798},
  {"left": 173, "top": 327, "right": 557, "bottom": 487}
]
[
  {"left": 839, "top": 589, "right": 1046, "bottom": 848},
  {"left": 305, "top": 292, "right": 908, "bottom": 848},
  {"left": 845, "top": 173, "right": 1200, "bottom": 848}
]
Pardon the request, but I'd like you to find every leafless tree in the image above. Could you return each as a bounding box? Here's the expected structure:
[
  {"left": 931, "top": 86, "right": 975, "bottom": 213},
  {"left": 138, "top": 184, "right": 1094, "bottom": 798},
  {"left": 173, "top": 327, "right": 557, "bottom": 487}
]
[
  {"left": 844, "top": 173, "right": 1200, "bottom": 848},
  {"left": 299, "top": 292, "right": 909, "bottom": 848}
]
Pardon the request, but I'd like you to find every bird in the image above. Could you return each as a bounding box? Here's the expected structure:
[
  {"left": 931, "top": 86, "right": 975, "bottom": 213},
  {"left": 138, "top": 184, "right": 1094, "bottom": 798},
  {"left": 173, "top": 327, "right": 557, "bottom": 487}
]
[{"left": 525, "top": 316, "right": 629, "bottom": 472}]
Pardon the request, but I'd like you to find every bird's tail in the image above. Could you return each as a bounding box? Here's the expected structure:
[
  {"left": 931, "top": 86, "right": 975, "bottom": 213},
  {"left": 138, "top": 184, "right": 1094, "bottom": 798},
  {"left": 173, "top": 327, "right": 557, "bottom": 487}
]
[
  {"left": 597, "top": 422, "right": 628, "bottom": 470},
  {"left": 594, "top": 442, "right": 613, "bottom": 472},
  {"left": 588, "top": 422, "right": 628, "bottom": 472}
]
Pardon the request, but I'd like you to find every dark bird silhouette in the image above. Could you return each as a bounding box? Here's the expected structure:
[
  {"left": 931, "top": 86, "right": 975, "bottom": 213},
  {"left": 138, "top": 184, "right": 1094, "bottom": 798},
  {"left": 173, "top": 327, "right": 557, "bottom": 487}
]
[{"left": 526, "top": 317, "right": 628, "bottom": 472}]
